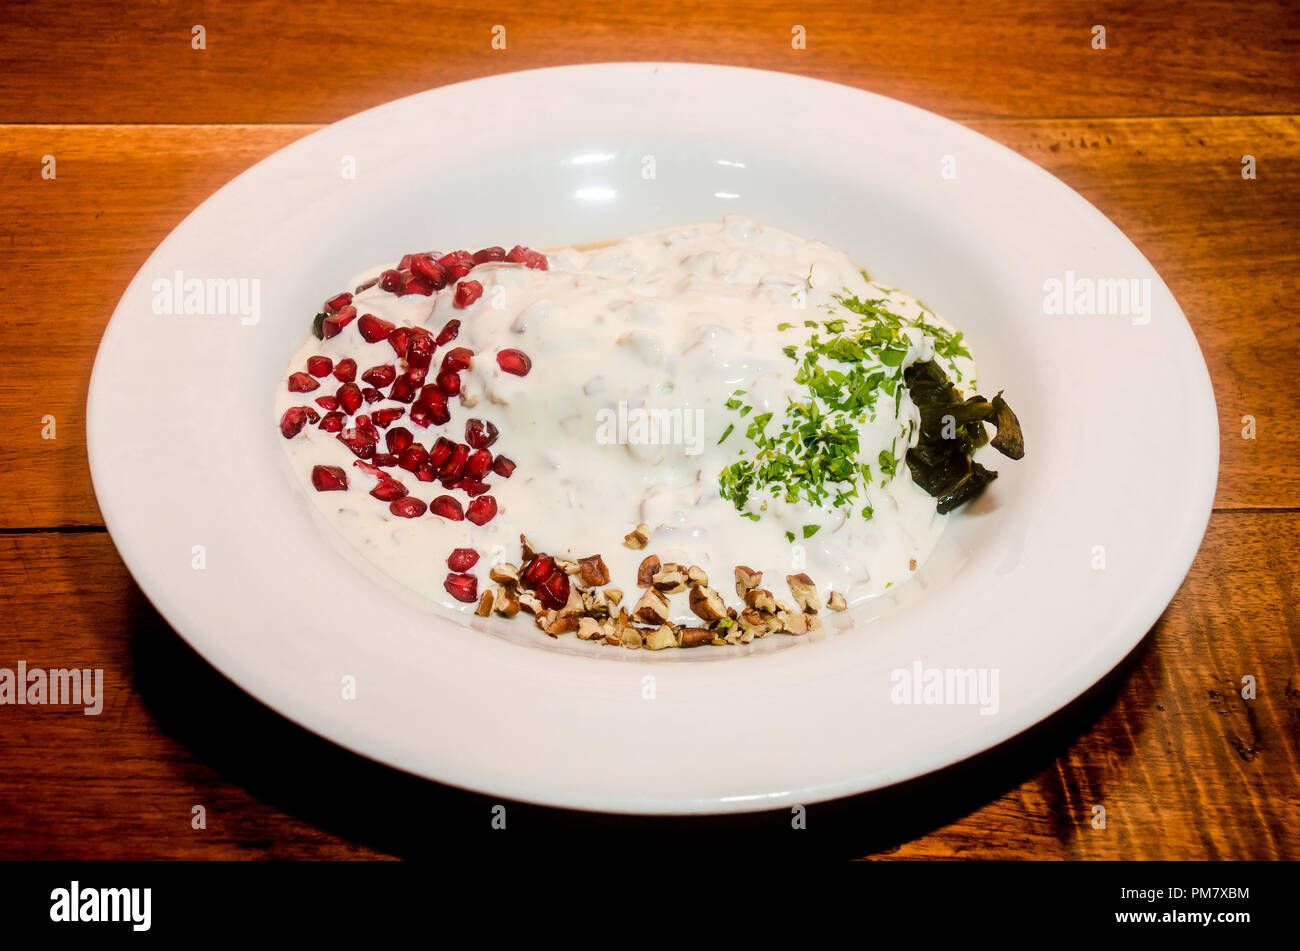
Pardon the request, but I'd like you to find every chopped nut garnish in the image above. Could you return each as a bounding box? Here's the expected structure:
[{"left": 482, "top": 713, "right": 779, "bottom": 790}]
[
  {"left": 518, "top": 593, "right": 544, "bottom": 615},
  {"left": 679, "top": 627, "right": 715, "bottom": 649},
  {"left": 688, "top": 585, "right": 728, "bottom": 622},
  {"left": 786, "top": 573, "right": 822, "bottom": 614},
  {"left": 475, "top": 590, "right": 493, "bottom": 617},
  {"left": 734, "top": 565, "right": 762, "bottom": 598},
  {"left": 632, "top": 588, "right": 671, "bottom": 625},
  {"left": 909, "top": 558, "right": 918, "bottom": 571},
  {"left": 780, "top": 611, "right": 809, "bottom": 635},
  {"left": 686, "top": 565, "right": 708, "bottom": 588},
  {"left": 520, "top": 534, "right": 538, "bottom": 561},
  {"left": 623, "top": 523, "right": 650, "bottom": 549},
  {"left": 544, "top": 614, "right": 579, "bottom": 636},
  {"left": 637, "top": 554, "right": 661, "bottom": 587},
  {"left": 737, "top": 608, "right": 766, "bottom": 632},
  {"left": 743, "top": 588, "right": 777, "bottom": 612},
  {"left": 577, "top": 554, "right": 610, "bottom": 587},
  {"left": 559, "top": 585, "right": 584, "bottom": 616},
  {"left": 603, "top": 588, "right": 624, "bottom": 609},
  {"left": 555, "top": 557, "right": 580, "bottom": 575},
  {"left": 489, "top": 562, "right": 521, "bottom": 587},
  {"left": 651, "top": 564, "right": 687, "bottom": 594},
  {"left": 645, "top": 624, "right": 678, "bottom": 651},
  {"left": 577, "top": 616, "right": 603, "bottom": 640},
  {"left": 493, "top": 588, "right": 521, "bottom": 618},
  {"left": 807, "top": 614, "right": 823, "bottom": 632},
  {"left": 828, "top": 590, "right": 847, "bottom": 612}
]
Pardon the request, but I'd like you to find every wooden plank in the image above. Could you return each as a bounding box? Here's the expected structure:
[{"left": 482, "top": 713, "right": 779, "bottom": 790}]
[
  {"left": 0, "top": 513, "right": 1294, "bottom": 858},
  {"left": 0, "top": 1, "right": 1297, "bottom": 124},
  {"left": 0, "top": 116, "right": 1295, "bottom": 527}
]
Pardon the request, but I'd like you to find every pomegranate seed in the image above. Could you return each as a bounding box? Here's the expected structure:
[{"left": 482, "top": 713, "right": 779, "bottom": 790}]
[
  {"left": 280, "top": 406, "right": 308, "bottom": 438},
  {"left": 336, "top": 383, "right": 363, "bottom": 415},
  {"left": 379, "top": 269, "right": 403, "bottom": 292},
  {"left": 472, "top": 246, "right": 506, "bottom": 264},
  {"left": 337, "top": 427, "right": 376, "bottom": 459},
  {"left": 408, "top": 402, "right": 433, "bottom": 428},
  {"left": 465, "top": 448, "right": 493, "bottom": 479},
  {"left": 306, "top": 355, "right": 333, "bottom": 377},
  {"left": 454, "top": 280, "right": 484, "bottom": 309},
  {"left": 537, "top": 568, "right": 570, "bottom": 609},
  {"left": 403, "top": 275, "right": 434, "bottom": 296},
  {"left": 322, "top": 304, "right": 357, "bottom": 339},
  {"left": 439, "top": 443, "right": 470, "bottom": 481},
  {"left": 386, "top": 427, "right": 414, "bottom": 454},
  {"left": 324, "top": 292, "right": 352, "bottom": 314},
  {"left": 387, "top": 326, "right": 414, "bottom": 359},
  {"left": 406, "top": 333, "right": 435, "bottom": 372},
  {"left": 520, "top": 554, "right": 554, "bottom": 590},
  {"left": 388, "top": 373, "right": 417, "bottom": 403},
  {"left": 416, "top": 388, "right": 450, "bottom": 424},
  {"left": 362, "top": 364, "right": 396, "bottom": 387},
  {"left": 447, "top": 548, "right": 479, "bottom": 572},
  {"left": 506, "top": 245, "right": 548, "bottom": 270},
  {"left": 429, "top": 495, "right": 465, "bottom": 521},
  {"left": 435, "top": 319, "right": 460, "bottom": 346},
  {"left": 315, "top": 395, "right": 340, "bottom": 411},
  {"left": 333, "top": 358, "right": 357, "bottom": 382},
  {"left": 311, "top": 465, "right": 348, "bottom": 491},
  {"left": 390, "top": 497, "right": 427, "bottom": 518},
  {"left": 444, "top": 572, "right": 478, "bottom": 603},
  {"left": 429, "top": 436, "right": 455, "bottom": 467},
  {"left": 352, "top": 459, "right": 385, "bottom": 479},
  {"left": 465, "top": 418, "right": 499, "bottom": 449},
  {"left": 362, "top": 387, "right": 384, "bottom": 404},
  {"left": 436, "top": 371, "right": 461, "bottom": 396},
  {"left": 496, "top": 349, "right": 532, "bottom": 376},
  {"left": 373, "top": 452, "right": 398, "bottom": 467},
  {"left": 372, "top": 407, "right": 405, "bottom": 428},
  {"left": 319, "top": 411, "right": 345, "bottom": 433},
  {"left": 356, "top": 414, "right": 379, "bottom": 443},
  {"left": 303, "top": 406, "right": 320, "bottom": 423},
  {"left": 287, "top": 372, "right": 319, "bottom": 392},
  {"left": 466, "top": 494, "right": 498, "bottom": 526},
  {"left": 441, "top": 347, "right": 474, "bottom": 372},
  {"left": 438, "top": 250, "right": 474, "bottom": 268},
  {"left": 398, "top": 445, "right": 428, "bottom": 471},
  {"left": 456, "top": 478, "right": 490, "bottom": 497},
  {"left": 358, "top": 313, "right": 395, "bottom": 342},
  {"left": 398, "top": 254, "right": 414, "bottom": 271},
  {"left": 411, "top": 255, "right": 447, "bottom": 288},
  {"left": 369, "top": 478, "right": 408, "bottom": 502},
  {"left": 491, "top": 455, "right": 516, "bottom": 478},
  {"left": 415, "top": 463, "right": 437, "bottom": 482}
]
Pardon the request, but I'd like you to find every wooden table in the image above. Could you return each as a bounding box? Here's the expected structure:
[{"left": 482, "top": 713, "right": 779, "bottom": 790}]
[{"left": 1, "top": 0, "right": 1296, "bottom": 859}]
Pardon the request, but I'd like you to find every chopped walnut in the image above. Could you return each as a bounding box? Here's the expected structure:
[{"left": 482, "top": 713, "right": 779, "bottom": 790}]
[
  {"left": 489, "top": 563, "right": 520, "bottom": 588},
  {"left": 686, "top": 565, "right": 708, "bottom": 588},
  {"left": 493, "top": 588, "right": 521, "bottom": 618},
  {"left": 780, "top": 611, "right": 809, "bottom": 635},
  {"left": 518, "top": 593, "right": 544, "bottom": 615},
  {"left": 786, "top": 573, "right": 822, "bottom": 614},
  {"left": 644, "top": 624, "right": 678, "bottom": 651},
  {"left": 743, "top": 588, "right": 777, "bottom": 612},
  {"left": 603, "top": 588, "right": 624, "bottom": 609},
  {"left": 577, "top": 554, "right": 610, "bottom": 587},
  {"left": 636, "top": 554, "right": 661, "bottom": 587},
  {"left": 520, "top": 534, "right": 538, "bottom": 561},
  {"left": 475, "top": 590, "right": 493, "bottom": 617},
  {"left": 651, "top": 564, "right": 687, "bottom": 594},
  {"left": 632, "top": 588, "right": 671, "bottom": 625},
  {"left": 555, "top": 557, "right": 580, "bottom": 576},
  {"left": 576, "top": 616, "right": 603, "bottom": 640},
  {"left": 828, "top": 590, "right": 847, "bottom": 612},
  {"left": 679, "top": 627, "right": 715, "bottom": 649},
  {"left": 734, "top": 565, "right": 762, "bottom": 598},
  {"left": 688, "top": 585, "right": 728, "bottom": 622},
  {"left": 623, "top": 523, "right": 650, "bottom": 549}
]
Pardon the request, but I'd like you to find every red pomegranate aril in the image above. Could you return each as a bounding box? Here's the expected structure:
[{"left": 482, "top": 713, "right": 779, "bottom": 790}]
[
  {"left": 280, "top": 406, "right": 308, "bottom": 438},
  {"left": 447, "top": 548, "right": 480, "bottom": 572},
  {"left": 361, "top": 364, "right": 396, "bottom": 387},
  {"left": 496, "top": 348, "right": 532, "bottom": 376},
  {"left": 465, "top": 494, "right": 498, "bottom": 526},
  {"left": 464, "top": 418, "right": 499, "bottom": 449},
  {"left": 336, "top": 382, "right": 363, "bottom": 415},
  {"left": 315, "top": 395, "right": 339, "bottom": 411},
  {"left": 406, "top": 333, "right": 435, "bottom": 372},
  {"left": 453, "top": 280, "right": 484, "bottom": 309},
  {"left": 390, "top": 497, "right": 426, "bottom": 519},
  {"left": 456, "top": 478, "right": 490, "bottom": 497},
  {"left": 402, "top": 275, "right": 434, "bottom": 296},
  {"left": 414, "top": 387, "right": 449, "bottom": 424},
  {"left": 358, "top": 313, "right": 395, "bottom": 342},
  {"left": 429, "top": 495, "right": 465, "bottom": 521},
  {"left": 386, "top": 426, "right": 414, "bottom": 454},
  {"left": 465, "top": 448, "right": 493, "bottom": 480},
  {"left": 319, "top": 411, "right": 345, "bottom": 433},
  {"left": 444, "top": 572, "right": 478, "bottom": 603},
  {"left": 288, "top": 372, "right": 319, "bottom": 393},
  {"left": 379, "top": 269, "right": 403, "bottom": 293},
  {"left": 373, "top": 452, "right": 398, "bottom": 467},
  {"left": 435, "top": 319, "right": 460, "bottom": 346},
  {"left": 397, "top": 254, "right": 414, "bottom": 271},
  {"left": 398, "top": 444, "right": 428, "bottom": 471},
  {"left": 353, "top": 460, "right": 385, "bottom": 479},
  {"left": 441, "top": 347, "right": 474, "bottom": 373},
  {"left": 311, "top": 465, "right": 348, "bottom": 491},
  {"left": 306, "top": 355, "right": 333, "bottom": 377},
  {"left": 520, "top": 554, "right": 554, "bottom": 590},
  {"left": 321, "top": 307, "right": 356, "bottom": 339},
  {"left": 506, "top": 245, "right": 548, "bottom": 270},
  {"left": 537, "top": 568, "right": 570, "bottom": 609},
  {"left": 408, "top": 402, "right": 433, "bottom": 428},
  {"left": 387, "top": 326, "right": 413, "bottom": 359},
  {"left": 429, "top": 436, "right": 455, "bottom": 467},
  {"left": 472, "top": 246, "right": 506, "bottom": 264},
  {"left": 491, "top": 455, "right": 516, "bottom": 478},
  {"left": 415, "top": 463, "right": 437, "bottom": 482},
  {"left": 337, "top": 428, "right": 376, "bottom": 459},
  {"left": 438, "top": 250, "right": 474, "bottom": 268},
  {"left": 323, "top": 292, "right": 352, "bottom": 314},
  {"left": 369, "top": 478, "right": 408, "bottom": 502},
  {"left": 439, "top": 443, "right": 470, "bottom": 481},
  {"left": 356, "top": 414, "right": 379, "bottom": 442},
  {"left": 333, "top": 358, "right": 357, "bottom": 382},
  {"left": 410, "top": 254, "right": 447, "bottom": 288},
  {"left": 436, "top": 371, "right": 461, "bottom": 396},
  {"left": 361, "top": 387, "right": 383, "bottom": 404},
  {"left": 303, "top": 406, "right": 320, "bottom": 423},
  {"left": 388, "top": 373, "right": 417, "bottom": 403},
  {"left": 372, "top": 407, "right": 405, "bottom": 428}
]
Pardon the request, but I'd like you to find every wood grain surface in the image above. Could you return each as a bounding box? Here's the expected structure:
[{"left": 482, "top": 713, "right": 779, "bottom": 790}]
[{"left": 0, "top": 0, "right": 1296, "bottom": 859}]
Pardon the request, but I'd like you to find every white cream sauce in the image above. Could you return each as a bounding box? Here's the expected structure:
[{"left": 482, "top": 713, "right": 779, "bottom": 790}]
[{"left": 275, "top": 216, "right": 977, "bottom": 624}]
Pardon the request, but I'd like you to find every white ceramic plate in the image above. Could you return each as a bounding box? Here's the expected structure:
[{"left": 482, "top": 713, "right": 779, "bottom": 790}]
[{"left": 87, "top": 63, "right": 1217, "bottom": 814}]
